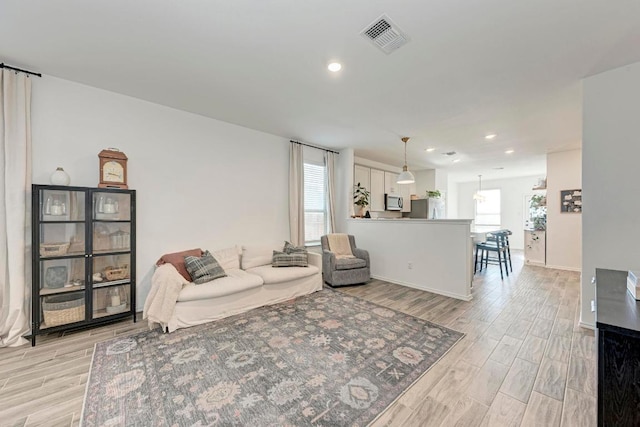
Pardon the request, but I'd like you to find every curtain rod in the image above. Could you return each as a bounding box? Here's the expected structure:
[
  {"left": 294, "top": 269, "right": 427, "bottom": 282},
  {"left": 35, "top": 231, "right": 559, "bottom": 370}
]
[
  {"left": 0, "top": 63, "right": 42, "bottom": 77},
  {"left": 290, "top": 140, "right": 340, "bottom": 155}
]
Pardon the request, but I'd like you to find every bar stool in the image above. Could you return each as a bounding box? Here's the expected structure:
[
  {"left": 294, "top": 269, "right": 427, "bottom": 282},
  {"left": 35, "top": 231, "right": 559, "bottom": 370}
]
[
  {"left": 475, "top": 231, "right": 510, "bottom": 279},
  {"left": 485, "top": 229, "right": 513, "bottom": 273}
]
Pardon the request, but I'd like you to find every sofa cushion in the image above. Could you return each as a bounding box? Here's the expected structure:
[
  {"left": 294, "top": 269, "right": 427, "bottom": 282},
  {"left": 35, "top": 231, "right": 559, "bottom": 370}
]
[
  {"left": 184, "top": 250, "right": 227, "bottom": 284},
  {"left": 335, "top": 258, "right": 367, "bottom": 270},
  {"left": 272, "top": 250, "right": 308, "bottom": 267},
  {"left": 210, "top": 246, "right": 241, "bottom": 271},
  {"left": 246, "top": 264, "right": 318, "bottom": 285},
  {"left": 177, "top": 269, "right": 263, "bottom": 302},
  {"left": 155, "top": 248, "right": 203, "bottom": 281},
  {"left": 242, "top": 245, "right": 278, "bottom": 269}
]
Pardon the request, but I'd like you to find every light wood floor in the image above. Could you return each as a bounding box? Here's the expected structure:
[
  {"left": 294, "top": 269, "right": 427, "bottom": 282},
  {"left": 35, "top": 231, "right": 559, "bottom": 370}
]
[{"left": 0, "top": 251, "right": 595, "bottom": 427}]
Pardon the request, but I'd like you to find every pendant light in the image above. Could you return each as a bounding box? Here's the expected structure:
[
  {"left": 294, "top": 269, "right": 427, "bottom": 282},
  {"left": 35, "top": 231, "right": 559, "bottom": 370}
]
[
  {"left": 396, "top": 137, "right": 415, "bottom": 184},
  {"left": 473, "top": 174, "right": 486, "bottom": 202}
]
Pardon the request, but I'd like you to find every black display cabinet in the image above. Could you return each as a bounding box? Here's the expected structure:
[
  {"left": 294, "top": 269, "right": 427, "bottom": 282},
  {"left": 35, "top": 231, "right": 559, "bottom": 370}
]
[{"left": 28, "top": 184, "right": 136, "bottom": 346}]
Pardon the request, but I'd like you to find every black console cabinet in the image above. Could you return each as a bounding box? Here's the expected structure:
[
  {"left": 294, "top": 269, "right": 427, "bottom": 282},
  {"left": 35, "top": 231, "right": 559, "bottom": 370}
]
[{"left": 595, "top": 269, "right": 640, "bottom": 427}]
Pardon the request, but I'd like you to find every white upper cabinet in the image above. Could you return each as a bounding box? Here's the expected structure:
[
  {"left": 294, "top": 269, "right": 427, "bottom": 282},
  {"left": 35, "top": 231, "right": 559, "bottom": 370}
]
[
  {"left": 370, "top": 168, "right": 385, "bottom": 212},
  {"left": 384, "top": 172, "right": 399, "bottom": 195},
  {"left": 354, "top": 164, "right": 371, "bottom": 215},
  {"left": 354, "top": 165, "right": 371, "bottom": 191},
  {"left": 399, "top": 184, "right": 412, "bottom": 212}
]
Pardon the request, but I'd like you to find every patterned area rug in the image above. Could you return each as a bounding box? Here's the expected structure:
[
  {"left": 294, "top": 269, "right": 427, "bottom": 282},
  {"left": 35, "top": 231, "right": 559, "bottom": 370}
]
[{"left": 82, "top": 288, "right": 463, "bottom": 426}]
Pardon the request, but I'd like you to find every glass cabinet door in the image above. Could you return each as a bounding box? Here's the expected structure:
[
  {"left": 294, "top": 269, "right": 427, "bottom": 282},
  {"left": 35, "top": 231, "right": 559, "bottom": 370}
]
[
  {"left": 36, "top": 188, "right": 88, "bottom": 329},
  {"left": 40, "top": 189, "right": 85, "bottom": 222},
  {"left": 93, "top": 192, "right": 131, "bottom": 221},
  {"left": 91, "top": 253, "right": 131, "bottom": 319},
  {"left": 38, "top": 258, "right": 86, "bottom": 328}
]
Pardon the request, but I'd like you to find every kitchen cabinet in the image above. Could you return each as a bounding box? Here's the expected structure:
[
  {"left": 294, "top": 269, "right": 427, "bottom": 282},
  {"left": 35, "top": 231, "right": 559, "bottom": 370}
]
[
  {"left": 370, "top": 168, "right": 385, "bottom": 212},
  {"left": 524, "top": 230, "right": 545, "bottom": 266},
  {"left": 384, "top": 171, "right": 399, "bottom": 195},
  {"left": 595, "top": 269, "right": 640, "bottom": 426},
  {"left": 354, "top": 165, "right": 371, "bottom": 214},
  {"left": 29, "top": 184, "right": 136, "bottom": 346},
  {"left": 354, "top": 165, "right": 371, "bottom": 192},
  {"left": 398, "top": 181, "right": 416, "bottom": 213}
]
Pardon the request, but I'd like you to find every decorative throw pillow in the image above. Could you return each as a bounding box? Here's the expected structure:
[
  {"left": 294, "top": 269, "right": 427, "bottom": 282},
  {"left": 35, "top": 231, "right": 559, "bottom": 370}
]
[
  {"left": 283, "top": 241, "right": 307, "bottom": 254},
  {"left": 184, "top": 250, "right": 227, "bottom": 284},
  {"left": 272, "top": 250, "right": 308, "bottom": 267},
  {"left": 156, "top": 248, "right": 203, "bottom": 281}
]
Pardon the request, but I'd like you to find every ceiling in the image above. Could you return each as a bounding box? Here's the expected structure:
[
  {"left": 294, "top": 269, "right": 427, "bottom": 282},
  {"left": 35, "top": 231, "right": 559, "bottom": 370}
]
[{"left": 2, "top": 1, "right": 640, "bottom": 182}]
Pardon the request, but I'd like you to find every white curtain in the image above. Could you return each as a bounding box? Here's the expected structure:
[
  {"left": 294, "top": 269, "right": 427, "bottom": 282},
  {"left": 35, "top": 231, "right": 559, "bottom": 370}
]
[
  {"left": 289, "top": 142, "right": 305, "bottom": 246},
  {"left": 325, "top": 151, "right": 336, "bottom": 233},
  {"left": 0, "top": 69, "right": 32, "bottom": 347}
]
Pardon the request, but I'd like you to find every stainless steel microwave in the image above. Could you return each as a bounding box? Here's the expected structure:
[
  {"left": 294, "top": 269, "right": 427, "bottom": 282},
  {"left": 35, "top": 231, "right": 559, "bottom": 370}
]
[{"left": 385, "top": 194, "right": 403, "bottom": 211}]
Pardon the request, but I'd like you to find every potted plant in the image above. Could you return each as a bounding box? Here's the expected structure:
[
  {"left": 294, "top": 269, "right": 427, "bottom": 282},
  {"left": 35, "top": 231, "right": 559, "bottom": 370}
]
[
  {"left": 426, "top": 190, "right": 441, "bottom": 199},
  {"left": 353, "top": 182, "right": 370, "bottom": 217}
]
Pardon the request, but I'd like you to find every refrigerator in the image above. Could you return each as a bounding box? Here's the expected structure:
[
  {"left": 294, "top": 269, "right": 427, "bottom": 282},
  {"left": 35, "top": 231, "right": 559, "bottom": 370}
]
[{"left": 409, "top": 198, "right": 446, "bottom": 219}]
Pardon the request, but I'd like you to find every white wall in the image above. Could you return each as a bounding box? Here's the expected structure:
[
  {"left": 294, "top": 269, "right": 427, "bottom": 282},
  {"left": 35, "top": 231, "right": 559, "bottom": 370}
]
[
  {"left": 31, "top": 76, "right": 291, "bottom": 309},
  {"left": 456, "top": 174, "right": 546, "bottom": 250},
  {"left": 546, "top": 149, "right": 582, "bottom": 271},
  {"left": 414, "top": 169, "right": 436, "bottom": 196},
  {"left": 582, "top": 61, "right": 640, "bottom": 328},
  {"left": 335, "top": 148, "right": 355, "bottom": 232}
]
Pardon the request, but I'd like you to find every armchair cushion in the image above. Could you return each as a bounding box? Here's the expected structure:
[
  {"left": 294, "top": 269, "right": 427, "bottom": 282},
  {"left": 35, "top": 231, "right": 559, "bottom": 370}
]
[{"left": 335, "top": 258, "right": 367, "bottom": 270}]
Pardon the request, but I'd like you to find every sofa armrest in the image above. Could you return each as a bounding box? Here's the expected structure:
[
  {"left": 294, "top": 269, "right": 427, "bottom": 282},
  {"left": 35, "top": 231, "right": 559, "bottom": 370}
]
[
  {"left": 353, "top": 248, "right": 370, "bottom": 267},
  {"left": 308, "top": 251, "right": 322, "bottom": 273}
]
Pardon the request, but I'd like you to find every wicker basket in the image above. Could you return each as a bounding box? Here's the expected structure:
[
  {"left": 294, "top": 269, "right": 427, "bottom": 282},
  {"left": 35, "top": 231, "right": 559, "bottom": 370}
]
[
  {"left": 40, "top": 242, "right": 70, "bottom": 257},
  {"left": 104, "top": 264, "right": 129, "bottom": 281},
  {"left": 42, "top": 293, "right": 84, "bottom": 327}
]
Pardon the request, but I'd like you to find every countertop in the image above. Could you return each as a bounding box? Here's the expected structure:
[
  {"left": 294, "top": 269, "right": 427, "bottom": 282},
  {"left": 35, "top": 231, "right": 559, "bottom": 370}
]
[{"left": 595, "top": 268, "right": 640, "bottom": 334}]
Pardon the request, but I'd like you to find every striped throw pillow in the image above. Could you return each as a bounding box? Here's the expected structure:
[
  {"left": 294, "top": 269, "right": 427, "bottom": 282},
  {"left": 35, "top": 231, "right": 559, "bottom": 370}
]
[
  {"left": 284, "top": 241, "right": 307, "bottom": 254},
  {"left": 272, "top": 250, "right": 308, "bottom": 267},
  {"left": 184, "top": 250, "right": 227, "bottom": 284}
]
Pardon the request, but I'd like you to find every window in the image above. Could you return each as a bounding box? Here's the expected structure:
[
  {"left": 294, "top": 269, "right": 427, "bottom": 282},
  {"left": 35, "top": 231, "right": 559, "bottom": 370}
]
[
  {"left": 304, "top": 162, "right": 327, "bottom": 245},
  {"left": 475, "top": 189, "right": 501, "bottom": 226}
]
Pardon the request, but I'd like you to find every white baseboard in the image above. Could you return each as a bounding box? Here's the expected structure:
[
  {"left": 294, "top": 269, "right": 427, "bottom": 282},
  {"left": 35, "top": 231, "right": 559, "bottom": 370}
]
[
  {"left": 579, "top": 321, "right": 595, "bottom": 330},
  {"left": 525, "top": 260, "right": 546, "bottom": 267},
  {"left": 546, "top": 264, "right": 582, "bottom": 272},
  {"left": 370, "top": 274, "right": 473, "bottom": 302}
]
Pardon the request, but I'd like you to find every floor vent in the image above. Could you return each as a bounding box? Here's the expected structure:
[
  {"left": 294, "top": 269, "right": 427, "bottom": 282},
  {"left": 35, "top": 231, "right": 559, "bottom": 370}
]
[{"left": 360, "top": 14, "right": 409, "bottom": 54}]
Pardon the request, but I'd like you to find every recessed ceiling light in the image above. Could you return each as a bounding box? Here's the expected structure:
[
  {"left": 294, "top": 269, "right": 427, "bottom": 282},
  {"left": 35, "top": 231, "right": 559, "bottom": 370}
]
[
  {"left": 425, "top": 147, "right": 435, "bottom": 152},
  {"left": 505, "top": 149, "right": 514, "bottom": 154},
  {"left": 485, "top": 134, "right": 497, "bottom": 140},
  {"left": 452, "top": 159, "right": 461, "bottom": 163},
  {"left": 328, "top": 62, "right": 342, "bottom": 72}
]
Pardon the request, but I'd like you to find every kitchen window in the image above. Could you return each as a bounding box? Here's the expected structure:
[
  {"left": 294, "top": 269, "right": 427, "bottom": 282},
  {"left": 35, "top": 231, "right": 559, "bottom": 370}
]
[
  {"left": 303, "top": 161, "right": 327, "bottom": 245},
  {"left": 475, "top": 189, "right": 501, "bottom": 226}
]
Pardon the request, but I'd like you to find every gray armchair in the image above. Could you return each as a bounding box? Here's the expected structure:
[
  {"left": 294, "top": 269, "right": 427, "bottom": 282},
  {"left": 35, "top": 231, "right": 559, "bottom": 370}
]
[{"left": 320, "top": 234, "right": 370, "bottom": 287}]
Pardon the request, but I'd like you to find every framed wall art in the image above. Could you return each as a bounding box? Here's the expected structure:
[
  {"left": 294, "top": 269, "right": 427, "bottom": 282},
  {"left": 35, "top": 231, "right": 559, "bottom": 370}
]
[{"left": 561, "top": 189, "right": 582, "bottom": 213}]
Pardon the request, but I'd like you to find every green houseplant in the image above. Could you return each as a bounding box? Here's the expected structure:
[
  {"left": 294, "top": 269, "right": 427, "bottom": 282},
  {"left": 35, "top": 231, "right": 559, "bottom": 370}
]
[
  {"left": 426, "top": 190, "right": 441, "bottom": 199},
  {"left": 353, "top": 182, "right": 370, "bottom": 217}
]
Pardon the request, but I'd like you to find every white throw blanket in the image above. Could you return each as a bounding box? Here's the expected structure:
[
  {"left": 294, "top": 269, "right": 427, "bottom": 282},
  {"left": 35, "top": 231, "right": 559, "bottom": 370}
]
[
  {"left": 327, "top": 234, "right": 355, "bottom": 259},
  {"left": 143, "top": 264, "right": 189, "bottom": 331}
]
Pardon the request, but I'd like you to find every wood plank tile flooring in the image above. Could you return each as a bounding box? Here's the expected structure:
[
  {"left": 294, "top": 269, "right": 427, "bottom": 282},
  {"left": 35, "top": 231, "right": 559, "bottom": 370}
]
[{"left": 0, "top": 251, "right": 596, "bottom": 426}]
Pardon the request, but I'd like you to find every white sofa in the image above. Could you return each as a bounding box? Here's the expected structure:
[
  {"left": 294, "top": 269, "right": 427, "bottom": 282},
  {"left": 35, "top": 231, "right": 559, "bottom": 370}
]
[{"left": 148, "top": 245, "right": 322, "bottom": 332}]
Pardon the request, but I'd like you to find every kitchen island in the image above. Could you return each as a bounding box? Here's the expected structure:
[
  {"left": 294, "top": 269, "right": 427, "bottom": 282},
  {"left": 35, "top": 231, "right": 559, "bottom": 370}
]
[{"left": 346, "top": 218, "right": 473, "bottom": 300}]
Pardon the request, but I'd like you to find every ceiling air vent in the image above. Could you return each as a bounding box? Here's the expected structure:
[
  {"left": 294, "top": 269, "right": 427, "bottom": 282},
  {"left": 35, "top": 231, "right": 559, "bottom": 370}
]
[{"left": 360, "top": 14, "right": 409, "bottom": 54}]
